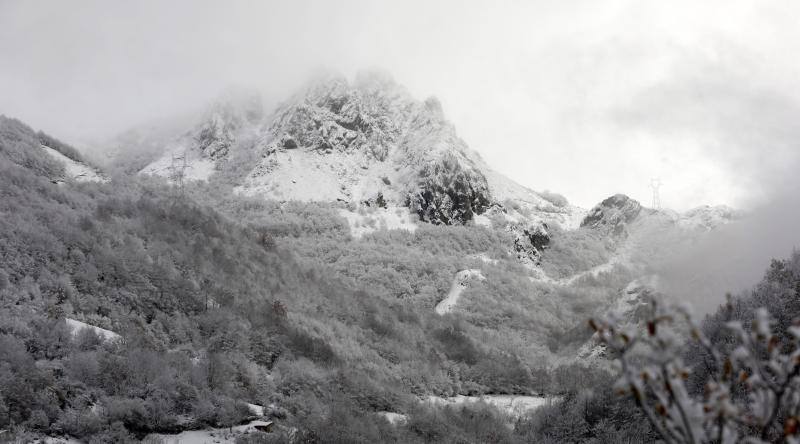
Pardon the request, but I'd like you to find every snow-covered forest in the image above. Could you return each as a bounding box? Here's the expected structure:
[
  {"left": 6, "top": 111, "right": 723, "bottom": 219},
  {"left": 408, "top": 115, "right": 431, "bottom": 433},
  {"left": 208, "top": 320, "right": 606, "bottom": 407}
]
[{"left": 3, "top": 1, "right": 800, "bottom": 443}]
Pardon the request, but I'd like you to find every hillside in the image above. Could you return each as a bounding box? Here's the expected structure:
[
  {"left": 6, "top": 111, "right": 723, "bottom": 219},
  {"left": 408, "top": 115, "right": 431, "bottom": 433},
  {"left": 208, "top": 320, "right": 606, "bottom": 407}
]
[
  {"left": 1, "top": 76, "right": 738, "bottom": 442},
  {"left": 0, "top": 114, "right": 622, "bottom": 442}
]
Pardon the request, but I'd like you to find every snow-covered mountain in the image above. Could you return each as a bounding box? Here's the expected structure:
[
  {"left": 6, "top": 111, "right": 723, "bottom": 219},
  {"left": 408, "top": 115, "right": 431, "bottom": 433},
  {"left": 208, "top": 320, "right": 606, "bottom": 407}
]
[
  {"left": 137, "top": 71, "right": 582, "bottom": 228},
  {"left": 581, "top": 194, "right": 737, "bottom": 238},
  {"left": 129, "top": 72, "right": 742, "bottom": 278}
]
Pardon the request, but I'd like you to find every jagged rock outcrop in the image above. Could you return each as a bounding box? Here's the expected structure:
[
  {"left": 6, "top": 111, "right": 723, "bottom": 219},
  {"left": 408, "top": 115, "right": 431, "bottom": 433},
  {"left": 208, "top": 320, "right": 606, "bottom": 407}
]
[
  {"left": 510, "top": 222, "right": 550, "bottom": 265},
  {"left": 239, "top": 71, "right": 492, "bottom": 225},
  {"left": 195, "top": 88, "right": 263, "bottom": 160},
  {"left": 410, "top": 152, "right": 491, "bottom": 224},
  {"left": 581, "top": 194, "right": 642, "bottom": 236},
  {"left": 267, "top": 75, "right": 400, "bottom": 160}
]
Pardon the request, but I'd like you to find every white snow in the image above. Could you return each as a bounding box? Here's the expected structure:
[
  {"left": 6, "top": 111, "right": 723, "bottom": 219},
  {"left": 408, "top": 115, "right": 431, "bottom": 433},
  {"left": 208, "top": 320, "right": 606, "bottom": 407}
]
[
  {"left": 41, "top": 438, "right": 83, "bottom": 444},
  {"left": 470, "top": 253, "right": 499, "bottom": 265},
  {"left": 246, "top": 403, "right": 265, "bottom": 416},
  {"left": 146, "top": 420, "right": 274, "bottom": 444},
  {"left": 40, "top": 145, "right": 107, "bottom": 183},
  {"left": 472, "top": 214, "right": 493, "bottom": 228},
  {"left": 338, "top": 206, "right": 418, "bottom": 238},
  {"left": 425, "top": 395, "right": 552, "bottom": 419},
  {"left": 234, "top": 144, "right": 410, "bottom": 206},
  {"left": 139, "top": 149, "right": 217, "bottom": 182},
  {"left": 377, "top": 411, "right": 408, "bottom": 425},
  {"left": 562, "top": 250, "right": 630, "bottom": 286},
  {"left": 435, "top": 269, "right": 485, "bottom": 315},
  {"left": 65, "top": 318, "right": 121, "bottom": 343},
  {"left": 481, "top": 166, "right": 586, "bottom": 230}
]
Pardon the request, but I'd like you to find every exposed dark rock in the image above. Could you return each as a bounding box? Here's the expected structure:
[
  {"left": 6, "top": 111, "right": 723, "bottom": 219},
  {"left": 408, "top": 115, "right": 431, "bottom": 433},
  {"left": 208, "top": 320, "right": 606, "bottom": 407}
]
[
  {"left": 270, "top": 76, "right": 399, "bottom": 161},
  {"left": 526, "top": 223, "right": 550, "bottom": 251},
  {"left": 362, "top": 192, "right": 387, "bottom": 209},
  {"left": 581, "top": 194, "right": 642, "bottom": 236},
  {"left": 375, "top": 192, "right": 387, "bottom": 208},
  {"left": 409, "top": 154, "right": 491, "bottom": 225},
  {"left": 511, "top": 222, "right": 550, "bottom": 265},
  {"left": 193, "top": 89, "right": 263, "bottom": 160},
  {"left": 281, "top": 135, "right": 298, "bottom": 149}
]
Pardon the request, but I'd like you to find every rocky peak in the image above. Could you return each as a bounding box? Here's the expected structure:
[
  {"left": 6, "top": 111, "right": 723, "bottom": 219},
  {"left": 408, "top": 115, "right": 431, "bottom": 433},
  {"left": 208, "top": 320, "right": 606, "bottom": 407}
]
[
  {"left": 266, "top": 71, "right": 413, "bottom": 161},
  {"left": 581, "top": 194, "right": 642, "bottom": 236},
  {"left": 241, "top": 71, "right": 492, "bottom": 225},
  {"left": 195, "top": 87, "right": 263, "bottom": 159}
]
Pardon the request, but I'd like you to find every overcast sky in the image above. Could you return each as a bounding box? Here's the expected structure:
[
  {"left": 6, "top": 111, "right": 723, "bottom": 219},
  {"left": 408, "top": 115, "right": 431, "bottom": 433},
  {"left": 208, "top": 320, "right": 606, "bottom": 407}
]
[{"left": 2, "top": 0, "right": 799, "bottom": 210}]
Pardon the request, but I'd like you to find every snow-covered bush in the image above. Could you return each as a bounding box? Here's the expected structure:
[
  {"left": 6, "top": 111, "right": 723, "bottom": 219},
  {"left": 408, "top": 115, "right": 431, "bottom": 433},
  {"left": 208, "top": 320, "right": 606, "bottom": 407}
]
[{"left": 592, "top": 300, "right": 800, "bottom": 443}]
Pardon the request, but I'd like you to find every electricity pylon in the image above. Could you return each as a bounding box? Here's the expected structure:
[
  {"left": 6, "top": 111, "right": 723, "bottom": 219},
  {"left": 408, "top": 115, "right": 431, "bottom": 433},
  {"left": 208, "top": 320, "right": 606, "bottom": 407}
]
[
  {"left": 650, "top": 178, "right": 662, "bottom": 210},
  {"left": 169, "top": 152, "right": 188, "bottom": 197}
]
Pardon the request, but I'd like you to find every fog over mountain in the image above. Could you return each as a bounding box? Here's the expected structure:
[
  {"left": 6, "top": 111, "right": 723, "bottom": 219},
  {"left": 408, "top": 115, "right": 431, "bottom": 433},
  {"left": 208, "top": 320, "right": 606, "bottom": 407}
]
[
  {"left": 2, "top": 2, "right": 800, "bottom": 443},
  {"left": 3, "top": 0, "right": 800, "bottom": 211}
]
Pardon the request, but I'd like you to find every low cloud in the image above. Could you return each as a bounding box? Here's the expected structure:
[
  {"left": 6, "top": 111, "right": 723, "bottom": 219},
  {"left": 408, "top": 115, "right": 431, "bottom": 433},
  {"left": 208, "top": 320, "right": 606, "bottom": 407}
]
[{"left": 656, "top": 192, "right": 800, "bottom": 313}]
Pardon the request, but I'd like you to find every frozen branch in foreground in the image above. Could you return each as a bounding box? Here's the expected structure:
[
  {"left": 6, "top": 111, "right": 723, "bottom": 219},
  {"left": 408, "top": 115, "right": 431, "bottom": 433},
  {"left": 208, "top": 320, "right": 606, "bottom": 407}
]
[{"left": 592, "top": 302, "right": 800, "bottom": 444}]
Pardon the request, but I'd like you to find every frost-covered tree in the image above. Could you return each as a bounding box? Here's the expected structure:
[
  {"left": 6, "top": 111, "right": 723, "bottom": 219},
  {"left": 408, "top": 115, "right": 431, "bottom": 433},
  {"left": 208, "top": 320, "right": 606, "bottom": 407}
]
[{"left": 592, "top": 301, "right": 800, "bottom": 443}]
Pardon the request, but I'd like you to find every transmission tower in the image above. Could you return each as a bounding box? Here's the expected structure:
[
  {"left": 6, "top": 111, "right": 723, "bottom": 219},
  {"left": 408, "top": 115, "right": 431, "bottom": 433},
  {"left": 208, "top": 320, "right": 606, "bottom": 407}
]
[
  {"left": 650, "top": 178, "right": 662, "bottom": 210},
  {"left": 168, "top": 152, "right": 188, "bottom": 197}
]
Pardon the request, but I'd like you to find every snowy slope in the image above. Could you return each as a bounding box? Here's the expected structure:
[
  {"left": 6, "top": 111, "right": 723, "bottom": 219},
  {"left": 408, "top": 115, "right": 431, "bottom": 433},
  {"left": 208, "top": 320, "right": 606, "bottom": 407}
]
[
  {"left": 234, "top": 72, "right": 494, "bottom": 225},
  {"left": 139, "top": 87, "right": 263, "bottom": 183},
  {"left": 65, "top": 318, "right": 121, "bottom": 342},
  {"left": 41, "top": 145, "right": 108, "bottom": 183}
]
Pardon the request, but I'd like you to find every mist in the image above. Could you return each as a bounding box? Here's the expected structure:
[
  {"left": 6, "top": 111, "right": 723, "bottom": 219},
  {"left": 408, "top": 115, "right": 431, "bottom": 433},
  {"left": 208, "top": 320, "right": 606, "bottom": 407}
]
[
  {"left": 651, "top": 189, "right": 800, "bottom": 314},
  {"left": 3, "top": 0, "right": 800, "bottom": 213},
  {"left": 5, "top": 3, "right": 800, "bottom": 439},
  {"left": 2, "top": 0, "right": 800, "bottom": 302}
]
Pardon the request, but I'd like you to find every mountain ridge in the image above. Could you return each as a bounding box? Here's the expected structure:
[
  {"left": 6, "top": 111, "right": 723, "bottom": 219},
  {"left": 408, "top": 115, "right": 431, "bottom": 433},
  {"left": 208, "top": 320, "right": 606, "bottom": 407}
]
[{"left": 134, "top": 71, "right": 583, "bottom": 228}]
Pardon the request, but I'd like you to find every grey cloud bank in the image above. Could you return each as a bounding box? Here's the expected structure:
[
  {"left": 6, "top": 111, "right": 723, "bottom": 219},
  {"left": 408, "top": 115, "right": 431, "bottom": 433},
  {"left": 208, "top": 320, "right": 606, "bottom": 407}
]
[{"left": 1, "top": 0, "right": 799, "bottom": 213}]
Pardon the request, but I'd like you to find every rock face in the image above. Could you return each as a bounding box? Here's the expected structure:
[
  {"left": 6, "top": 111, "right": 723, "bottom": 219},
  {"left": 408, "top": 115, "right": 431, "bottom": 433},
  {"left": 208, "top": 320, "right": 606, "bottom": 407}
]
[
  {"left": 410, "top": 152, "right": 491, "bottom": 225},
  {"left": 240, "top": 71, "right": 493, "bottom": 225},
  {"left": 267, "top": 75, "right": 399, "bottom": 160},
  {"left": 581, "top": 194, "right": 643, "bottom": 236},
  {"left": 511, "top": 222, "right": 551, "bottom": 265},
  {"left": 194, "top": 89, "right": 263, "bottom": 160}
]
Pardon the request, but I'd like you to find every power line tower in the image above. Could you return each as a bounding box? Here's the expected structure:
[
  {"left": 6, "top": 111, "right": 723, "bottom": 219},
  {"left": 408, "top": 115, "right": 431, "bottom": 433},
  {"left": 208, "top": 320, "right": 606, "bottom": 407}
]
[
  {"left": 650, "top": 178, "right": 662, "bottom": 210},
  {"left": 168, "top": 152, "right": 188, "bottom": 198}
]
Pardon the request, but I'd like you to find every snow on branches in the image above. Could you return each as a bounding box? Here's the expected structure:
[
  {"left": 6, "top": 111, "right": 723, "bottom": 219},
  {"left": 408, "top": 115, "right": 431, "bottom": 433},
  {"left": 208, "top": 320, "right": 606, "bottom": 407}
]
[{"left": 591, "top": 301, "right": 800, "bottom": 444}]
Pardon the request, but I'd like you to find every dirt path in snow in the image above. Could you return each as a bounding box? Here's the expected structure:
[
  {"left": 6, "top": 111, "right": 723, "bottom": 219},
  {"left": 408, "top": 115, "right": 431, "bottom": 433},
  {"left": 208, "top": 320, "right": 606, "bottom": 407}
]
[{"left": 435, "top": 269, "right": 485, "bottom": 315}]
